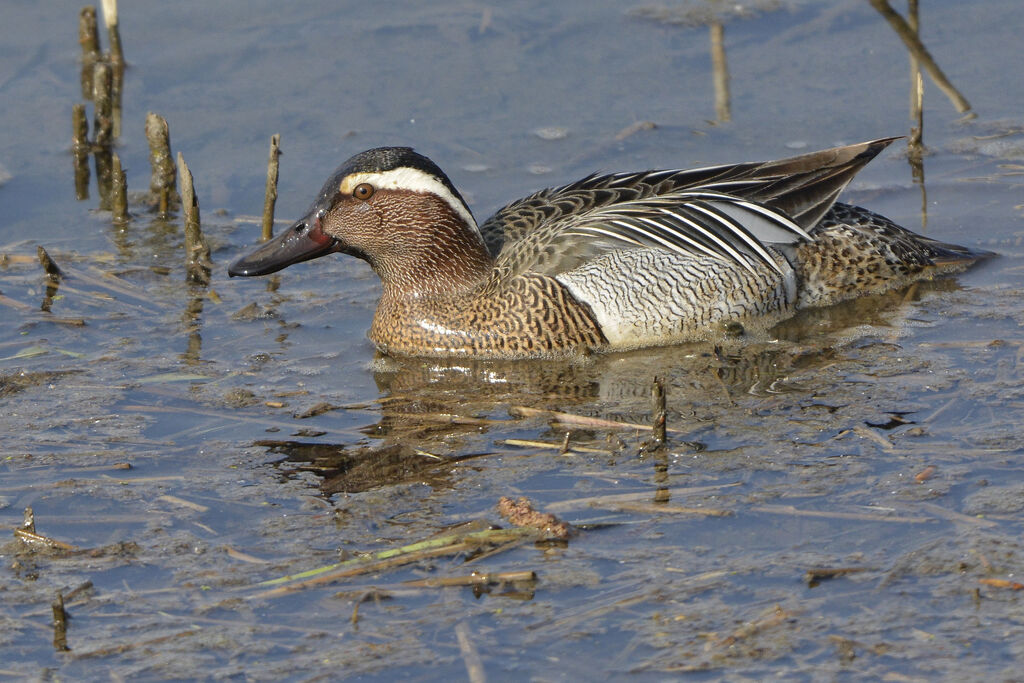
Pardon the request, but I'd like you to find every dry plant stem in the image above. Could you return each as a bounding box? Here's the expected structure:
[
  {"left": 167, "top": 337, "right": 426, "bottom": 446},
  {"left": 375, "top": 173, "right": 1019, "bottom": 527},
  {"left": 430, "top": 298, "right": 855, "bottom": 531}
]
[
  {"left": 252, "top": 543, "right": 478, "bottom": 599},
  {"left": 71, "top": 103, "right": 89, "bottom": 149},
  {"left": 78, "top": 6, "right": 100, "bottom": 99},
  {"left": 907, "top": 0, "right": 924, "bottom": 149},
  {"left": 544, "top": 482, "right": 742, "bottom": 513},
  {"left": 402, "top": 571, "right": 536, "bottom": 588},
  {"left": 72, "top": 104, "right": 91, "bottom": 199},
  {"left": 750, "top": 504, "right": 931, "bottom": 523},
  {"left": 101, "top": 0, "right": 124, "bottom": 65},
  {"left": 710, "top": 20, "right": 730, "bottom": 122},
  {"left": 509, "top": 405, "right": 686, "bottom": 434},
  {"left": 110, "top": 153, "right": 128, "bottom": 222},
  {"left": 176, "top": 153, "right": 211, "bottom": 286},
  {"left": 99, "top": 0, "right": 125, "bottom": 137},
  {"left": 146, "top": 112, "right": 177, "bottom": 213},
  {"left": 868, "top": 0, "right": 971, "bottom": 113},
  {"left": 52, "top": 592, "right": 69, "bottom": 652},
  {"left": 651, "top": 377, "right": 667, "bottom": 445},
  {"left": 251, "top": 527, "right": 537, "bottom": 598},
  {"left": 92, "top": 62, "right": 114, "bottom": 205},
  {"left": 455, "top": 621, "right": 487, "bottom": 683},
  {"left": 262, "top": 134, "right": 281, "bottom": 241},
  {"left": 92, "top": 62, "right": 113, "bottom": 149},
  {"left": 36, "top": 246, "right": 63, "bottom": 280}
]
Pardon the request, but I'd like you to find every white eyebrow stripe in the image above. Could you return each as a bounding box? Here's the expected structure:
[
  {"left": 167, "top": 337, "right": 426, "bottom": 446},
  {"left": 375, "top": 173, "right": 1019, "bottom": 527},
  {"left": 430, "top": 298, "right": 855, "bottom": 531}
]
[{"left": 343, "top": 167, "right": 479, "bottom": 235}]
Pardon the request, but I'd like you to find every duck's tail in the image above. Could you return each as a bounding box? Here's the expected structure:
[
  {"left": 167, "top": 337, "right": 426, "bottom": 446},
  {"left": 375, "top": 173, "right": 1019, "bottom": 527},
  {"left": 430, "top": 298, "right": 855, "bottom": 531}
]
[{"left": 796, "top": 202, "right": 990, "bottom": 308}]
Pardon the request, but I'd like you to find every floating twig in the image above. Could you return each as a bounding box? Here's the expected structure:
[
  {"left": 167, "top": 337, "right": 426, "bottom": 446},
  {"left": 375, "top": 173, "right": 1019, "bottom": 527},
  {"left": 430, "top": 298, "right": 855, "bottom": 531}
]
[
  {"left": 804, "top": 566, "right": 870, "bottom": 586},
  {"left": 110, "top": 152, "right": 128, "bottom": 222},
  {"left": 455, "top": 622, "right": 487, "bottom": 683},
  {"left": 850, "top": 425, "right": 896, "bottom": 453},
  {"left": 262, "top": 134, "right": 281, "bottom": 241},
  {"left": 613, "top": 120, "right": 656, "bottom": 141},
  {"left": 601, "top": 501, "right": 732, "bottom": 517},
  {"left": 750, "top": 504, "right": 931, "bottom": 523},
  {"left": 498, "top": 437, "right": 613, "bottom": 455},
  {"left": 402, "top": 570, "right": 536, "bottom": 589},
  {"left": 176, "top": 152, "right": 211, "bottom": 286},
  {"left": 509, "top": 405, "right": 686, "bottom": 434},
  {"left": 250, "top": 527, "right": 538, "bottom": 599},
  {"left": 545, "top": 481, "right": 742, "bottom": 513}
]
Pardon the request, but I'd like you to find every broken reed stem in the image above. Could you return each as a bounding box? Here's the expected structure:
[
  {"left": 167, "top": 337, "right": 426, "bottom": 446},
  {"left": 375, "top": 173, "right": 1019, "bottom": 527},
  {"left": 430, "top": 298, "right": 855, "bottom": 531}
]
[
  {"left": 78, "top": 6, "right": 100, "bottom": 99},
  {"left": 907, "top": 0, "right": 924, "bottom": 150},
  {"left": 37, "top": 246, "right": 63, "bottom": 280},
  {"left": 100, "top": 0, "right": 124, "bottom": 137},
  {"left": 100, "top": 0, "right": 124, "bottom": 66},
  {"left": 72, "top": 104, "right": 89, "bottom": 149},
  {"left": 651, "top": 377, "right": 667, "bottom": 446},
  {"left": 52, "top": 591, "right": 70, "bottom": 652},
  {"left": 867, "top": 0, "right": 971, "bottom": 113},
  {"left": 92, "top": 61, "right": 114, "bottom": 206},
  {"left": 262, "top": 134, "right": 281, "bottom": 241},
  {"left": 709, "top": 20, "right": 730, "bottom": 123},
  {"left": 92, "top": 62, "right": 113, "bottom": 147},
  {"left": 455, "top": 622, "right": 487, "bottom": 683},
  {"left": 146, "top": 112, "right": 177, "bottom": 214},
  {"left": 176, "top": 153, "right": 211, "bottom": 286},
  {"left": 110, "top": 152, "right": 128, "bottom": 222},
  {"left": 72, "top": 104, "right": 90, "bottom": 200}
]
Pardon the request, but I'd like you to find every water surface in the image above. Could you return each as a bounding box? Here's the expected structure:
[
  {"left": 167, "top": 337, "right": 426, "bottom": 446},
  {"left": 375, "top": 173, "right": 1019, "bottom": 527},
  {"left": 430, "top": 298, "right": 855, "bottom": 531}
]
[{"left": 2, "top": 0, "right": 1024, "bottom": 679}]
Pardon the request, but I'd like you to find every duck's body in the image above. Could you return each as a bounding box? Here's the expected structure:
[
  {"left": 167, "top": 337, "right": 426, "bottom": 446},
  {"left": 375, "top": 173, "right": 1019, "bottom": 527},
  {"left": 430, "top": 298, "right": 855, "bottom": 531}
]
[{"left": 229, "top": 139, "right": 983, "bottom": 359}]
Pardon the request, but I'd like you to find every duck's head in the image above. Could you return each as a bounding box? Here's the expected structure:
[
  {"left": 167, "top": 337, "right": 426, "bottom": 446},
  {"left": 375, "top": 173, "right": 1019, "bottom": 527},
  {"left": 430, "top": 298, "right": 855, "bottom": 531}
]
[{"left": 229, "top": 147, "right": 490, "bottom": 294}]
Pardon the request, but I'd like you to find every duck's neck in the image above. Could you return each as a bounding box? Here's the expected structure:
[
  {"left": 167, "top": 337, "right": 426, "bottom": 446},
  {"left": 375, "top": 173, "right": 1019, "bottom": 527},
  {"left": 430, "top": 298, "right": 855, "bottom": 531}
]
[{"left": 370, "top": 209, "right": 493, "bottom": 300}]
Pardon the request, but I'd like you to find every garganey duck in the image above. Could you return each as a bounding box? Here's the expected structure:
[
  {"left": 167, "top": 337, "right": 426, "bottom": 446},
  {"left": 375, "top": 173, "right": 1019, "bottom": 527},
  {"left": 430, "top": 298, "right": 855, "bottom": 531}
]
[{"left": 229, "top": 138, "right": 983, "bottom": 358}]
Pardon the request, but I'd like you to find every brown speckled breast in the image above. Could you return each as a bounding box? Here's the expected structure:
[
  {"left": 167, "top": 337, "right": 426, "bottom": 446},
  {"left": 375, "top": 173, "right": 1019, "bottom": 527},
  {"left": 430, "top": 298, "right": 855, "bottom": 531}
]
[{"left": 369, "top": 274, "right": 607, "bottom": 358}]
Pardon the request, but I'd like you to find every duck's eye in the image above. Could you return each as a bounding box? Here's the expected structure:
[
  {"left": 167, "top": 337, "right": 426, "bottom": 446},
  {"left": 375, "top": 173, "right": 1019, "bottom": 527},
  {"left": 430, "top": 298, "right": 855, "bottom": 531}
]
[{"left": 353, "top": 183, "right": 375, "bottom": 200}]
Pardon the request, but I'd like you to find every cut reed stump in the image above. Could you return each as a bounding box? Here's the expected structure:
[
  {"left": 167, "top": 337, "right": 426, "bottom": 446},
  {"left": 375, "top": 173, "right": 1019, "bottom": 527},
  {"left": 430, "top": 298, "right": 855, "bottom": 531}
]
[
  {"left": 146, "top": 112, "right": 177, "bottom": 214},
  {"left": 92, "top": 61, "right": 114, "bottom": 206},
  {"left": 110, "top": 152, "right": 128, "bottom": 222},
  {"left": 72, "top": 103, "right": 90, "bottom": 200},
  {"left": 100, "top": 0, "right": 124, "bottom": 137},
  {"left": 176, "top": 153, "right": 211, "bottom": 286},
  {"left": 651, "top": 377, "right": 667, "bottom": 446},
  {"left": 78, "top": 6, "right": 100, "bottom": 99}
]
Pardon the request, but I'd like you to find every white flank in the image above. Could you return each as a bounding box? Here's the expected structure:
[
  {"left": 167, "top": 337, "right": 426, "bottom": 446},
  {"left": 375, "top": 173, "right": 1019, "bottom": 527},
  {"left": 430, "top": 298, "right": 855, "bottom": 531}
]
[{"left": 342, "top": 168, "right": 478, "bottom": 235}]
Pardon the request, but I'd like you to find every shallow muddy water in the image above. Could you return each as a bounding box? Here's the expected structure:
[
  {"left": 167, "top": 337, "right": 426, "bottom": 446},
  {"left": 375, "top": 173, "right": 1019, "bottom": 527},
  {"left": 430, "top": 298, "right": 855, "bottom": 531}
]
[{"left": 2, "top": 0, "right": 1024, "bottom": 679}]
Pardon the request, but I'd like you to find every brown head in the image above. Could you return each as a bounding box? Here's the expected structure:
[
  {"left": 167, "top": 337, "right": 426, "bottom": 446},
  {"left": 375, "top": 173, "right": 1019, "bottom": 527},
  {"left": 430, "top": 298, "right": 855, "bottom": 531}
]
[{"left": 229, "top": 147, "right": 493, "bottom": 297}]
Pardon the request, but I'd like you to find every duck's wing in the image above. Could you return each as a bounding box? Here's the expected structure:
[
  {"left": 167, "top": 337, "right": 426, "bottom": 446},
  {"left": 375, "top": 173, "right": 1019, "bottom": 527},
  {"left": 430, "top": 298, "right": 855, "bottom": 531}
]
[{"left": 482, "top": 138, "right": 899, "bottom": 283}]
